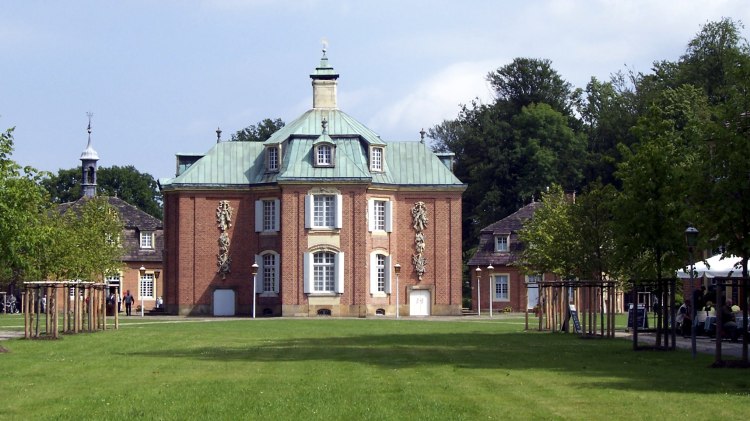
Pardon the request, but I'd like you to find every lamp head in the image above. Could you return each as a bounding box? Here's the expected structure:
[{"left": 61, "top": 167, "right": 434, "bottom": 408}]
[
  {"left": 684, "top": 226, "right": 699, "bottom": 249},
  {"left": 139, "top": 266, "right": 146, "bottom": 277},
  {"left": 251, "top": 262, "right": 259, "bottom": 276},
  {"left": 394, "top": 263, "right": 401, "bottom": 275}
]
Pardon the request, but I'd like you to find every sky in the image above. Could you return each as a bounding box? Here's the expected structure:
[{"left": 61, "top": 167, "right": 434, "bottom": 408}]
[{"left": 2, "top": 0, "right": 749, "bottom": 181}]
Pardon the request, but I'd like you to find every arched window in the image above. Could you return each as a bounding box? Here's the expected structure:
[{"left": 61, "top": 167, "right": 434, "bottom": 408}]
[{"left": 303, "top": 250, "right": 344, "bottom": 294}]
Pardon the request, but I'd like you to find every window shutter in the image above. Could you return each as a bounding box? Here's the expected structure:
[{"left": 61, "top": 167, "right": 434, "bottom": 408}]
[
  {"left": 151, "top": 232, "right": 156, "bottom": 248},
  {"left": 367, "top": 199, "right": 375, "bottom": 232},
  {"left": 255, "top": 254, "right": 264, "bottom": 293},
  {"left": 384, "top": 200, "right": 393, "bottom": 233},
  {"left": 369, "top": 253, "right": 377, "bottom": 293},
  {"left": 335, "top": 194, "right": 343, "bottom": 229},
  {"left": 303, "top": 252, "right": 311, "bottom": 294},
  {"left": 304, "top": 195, "right": 313, "bottom": 229},
  {"left": 254, "top": 200, "right": 263, "bottom": 232},
  {"left": 335, "top": 252, "right": 345, "bottom": 293},
  {"left": 273, "top": 199, "right": 280, "bottom": 232},
  {"left": 273, "top": 253, "right": 280, "bottom": 293},
  {"left": 384, "top": 255, "right": 392, "bottom": 293}
]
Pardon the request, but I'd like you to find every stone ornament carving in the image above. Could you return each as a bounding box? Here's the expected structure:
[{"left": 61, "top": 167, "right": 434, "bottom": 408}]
[
  {"left": 216, "top": 200, "right": 233, "bottom": 279},
  {"left": 411, "top": 201, "right": 428, "bottom": 280}
]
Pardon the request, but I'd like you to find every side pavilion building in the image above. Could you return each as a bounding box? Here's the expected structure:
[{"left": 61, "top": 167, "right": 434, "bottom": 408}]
[{"left": 159, "top": 52, "right": 466, "bottom": 317}]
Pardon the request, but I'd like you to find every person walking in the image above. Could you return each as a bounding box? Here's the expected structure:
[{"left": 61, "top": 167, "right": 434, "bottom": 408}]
[{"left": 124, "top": 290, "right": 134, "bottom": 316}]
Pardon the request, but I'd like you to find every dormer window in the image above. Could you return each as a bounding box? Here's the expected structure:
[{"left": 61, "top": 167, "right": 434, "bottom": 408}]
[
  {"left": 266, "top": 146, "right": 280, "bottom": 172},
  {"left": 494, "top": 235, "right": 509, "bottom": 252},
  {"left": 314, "top": 143, "right": 335, "bottom": 167},
  {"left": 140, "top": 231, "right": 154, "bottom": 249},
  {"left": 370, "top": 146, "right": 384, "bottom": 172}
]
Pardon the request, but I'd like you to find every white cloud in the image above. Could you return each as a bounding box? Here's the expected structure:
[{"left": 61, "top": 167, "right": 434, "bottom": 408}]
[{"left": 367, "top": 60, "right": 498, "bottom": 139}]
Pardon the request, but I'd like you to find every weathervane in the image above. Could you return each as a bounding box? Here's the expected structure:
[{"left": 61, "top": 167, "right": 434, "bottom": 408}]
[
  {"left": 321, "top": 38, "right": 328, "bottom": 55},
  {"left": 86, "top": 112, "right": 93, "bottom": 135}
]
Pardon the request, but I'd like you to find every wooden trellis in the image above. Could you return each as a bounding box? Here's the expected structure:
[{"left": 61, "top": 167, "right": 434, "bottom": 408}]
[
  {"left": 23, "top": 281, "right": 119, "bottom": 339},
  {"left": 529, "top": 280, "right": 619, "bottom": 338}
]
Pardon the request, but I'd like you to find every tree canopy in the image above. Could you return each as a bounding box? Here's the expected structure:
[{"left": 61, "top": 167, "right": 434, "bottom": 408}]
[
  {"left": 230, "top": 118, "right": 285, "bottom": 142},
  {"left": 42, "top": 165, "right": 162, "bottom": 219}
]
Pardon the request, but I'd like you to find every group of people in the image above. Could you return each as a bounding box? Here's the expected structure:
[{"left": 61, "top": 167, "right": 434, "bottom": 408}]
[{"left": 675, "top": 285, "right": 744, "bottom": 342}]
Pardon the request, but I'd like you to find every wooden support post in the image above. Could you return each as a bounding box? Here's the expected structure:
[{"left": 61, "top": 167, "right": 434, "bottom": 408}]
[
  {"left": 23, "top": 289, "right": 30, "bottom": 339},
  {"left": 52, "top": 286, "right": 59, "bottom": 339},
  {"left": 114, "top": 286, "right": 119, "bottom": 330}
]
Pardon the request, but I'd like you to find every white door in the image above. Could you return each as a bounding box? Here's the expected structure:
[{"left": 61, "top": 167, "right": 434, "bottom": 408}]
[
  {"left": 527, "top": 286, "right": 539, "bottom": 310},
  {"left": 213, "top": 289, "right": 235, "bottom": 316},
  {"left": 409, "top": 290, "right": 430, "bottom": 316}
]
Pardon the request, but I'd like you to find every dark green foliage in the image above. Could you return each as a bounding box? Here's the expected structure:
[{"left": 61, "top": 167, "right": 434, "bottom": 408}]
[
  {"left": 230, "top": 118, "right": 285, "bottom": 142},
  {"left": 42, "top": 165, "right": 162, "bottom": 219}
]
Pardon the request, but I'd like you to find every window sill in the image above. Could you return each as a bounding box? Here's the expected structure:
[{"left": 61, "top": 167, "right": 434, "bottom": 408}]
[
  {"left": 307, "top": 293, "right": 339, "bottom": 297},
  {"left": 371, "top": 292, "right": 387, "bottom": 298},
  {"left": 308, "top": 228, "right": 340, "bottom": 233},
  {"left": 259, "top": 231, "right": 279, "bottom": 236},
  {"left": 259, "top": 292, "right": 278, "bottom": 298}
]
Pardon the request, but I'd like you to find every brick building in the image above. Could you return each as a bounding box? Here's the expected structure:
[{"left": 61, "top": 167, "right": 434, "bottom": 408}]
[
  {"left": 467, "top": 202, "right": 546, "bottom": 313},
  {"left": 59, "top": 125, "right": 164, "bottom": 312},
  {"left": 159, "top": 51, "right": 465, "bottom": 317}
]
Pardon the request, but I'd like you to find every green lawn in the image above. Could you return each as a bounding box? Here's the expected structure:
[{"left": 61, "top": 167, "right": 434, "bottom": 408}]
[{"left": 0, "top": 314, "right": 748, "bottom": 420}]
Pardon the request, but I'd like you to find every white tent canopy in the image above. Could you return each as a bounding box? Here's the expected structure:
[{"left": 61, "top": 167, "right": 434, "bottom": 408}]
[{"left": 677, "top": 254, "right": 745, "bottom": 279}]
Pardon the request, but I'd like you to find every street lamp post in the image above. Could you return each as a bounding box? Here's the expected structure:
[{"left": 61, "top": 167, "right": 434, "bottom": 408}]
[
  {"left": 685, "top": 226, "right": 699, "bottom": 359},
  {"left": 475, "top": 267, "right": 482, "bottom": 318},
  {"left": 138, "top": 266, "right": 146, "bottom": 317},
  {"left": 251, "top": 262, "right": 259, "bottom": 319},
  {"left": 487, "top": 264, "right": 494, "bottom": 318},
  {"left": 394, "top": 264, "right": 401, "bottom": 319}
]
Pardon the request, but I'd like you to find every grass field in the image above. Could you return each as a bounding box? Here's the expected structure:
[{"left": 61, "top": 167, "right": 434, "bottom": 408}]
[{"left": 1, "top": 314, "right": 748, "bottom": 420}]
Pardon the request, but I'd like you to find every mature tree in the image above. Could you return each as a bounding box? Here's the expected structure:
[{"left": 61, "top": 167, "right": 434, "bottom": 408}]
[
  {"left": 42, "top": 165, "right": 162, "bottom": 219},
  {"left": 230, "top": 118, "right": 285, "bottom": 142},
  {"left": 487, "top": 58, "right": 574, "bottom": 116},
  {"left": 574, "top": 74, "right": 640, "bottom": 185},
  {"left": 431, "top": 59, "right": 585, "bottom": 249}
]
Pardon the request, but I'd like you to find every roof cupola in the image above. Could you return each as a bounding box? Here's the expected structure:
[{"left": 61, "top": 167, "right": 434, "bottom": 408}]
[
  {"left": 310, "top": 43, "right": 339, "bottom": 110},
  {"left": 80, "top": 112, "right": 99, "bottom": 198}
]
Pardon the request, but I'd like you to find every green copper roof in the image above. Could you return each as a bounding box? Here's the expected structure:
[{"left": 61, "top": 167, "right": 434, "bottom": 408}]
[
  {"left": 160, "top": 138, "right": 464, "bottom": 189},
  {"left": 265, "top": 109, "right": 386, "bottom": 146}
]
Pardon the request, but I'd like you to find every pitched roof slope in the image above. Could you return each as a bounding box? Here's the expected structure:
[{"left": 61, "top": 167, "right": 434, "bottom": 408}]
[
  {"left": 468, "top": 201, "right": 541, "bottom": 267},
  {"left": 58, "top": 196, "right": 162, "bottom": 230}
]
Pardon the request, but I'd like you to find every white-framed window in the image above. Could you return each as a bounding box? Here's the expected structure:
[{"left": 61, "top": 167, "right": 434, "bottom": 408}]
[
  {"left": 316, "top": 144, "right": 333, "bottom": 166},
  {"left": 305, "top": 193, "right": 342, "bottom": 229},
  {"left": 266, "top": 146, "right": 279, "bottom": 172},
  {"left": 140, "top": 231, "right": 153, "bottom": 249},
  {"left": 370, "top": 146, "right": 384, "bottom": 172},
  {"left": 139, "top": 273, "right": 155, "bottom": 300},
  {"left": 369, "top": 252, "right": 392, "bottom": 295},
  {"left": 303, "top": 250, "right": 344, "bottom": 294},
  {"left": 255, "top": 199, "right": 280, "bottom": 233},
  {"left": 493, "top": 274, "right": 510, "bottom": 301},
  {"left": 255, "top": 252, "right": 279, "bottom": 294},
  {"left": 526, "top": 274, "right": 542, "bottom": 285},
  {"left": 368, "top": 199, "right": 392, "bottom": 232},
  {"left": 495, "top": 235, "right": 509, "bottom": 252}
]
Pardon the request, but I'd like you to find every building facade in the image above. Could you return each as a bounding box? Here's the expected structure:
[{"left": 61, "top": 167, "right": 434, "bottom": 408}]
[
  {"left": 59, "top": 126, "right": 164, "bottom": 313},
  {"left": 160, "top": 52, "right": 465, "bottom": 317},
  {"left": 468, "top": 202, "right": 547, "bottom": 313}
]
